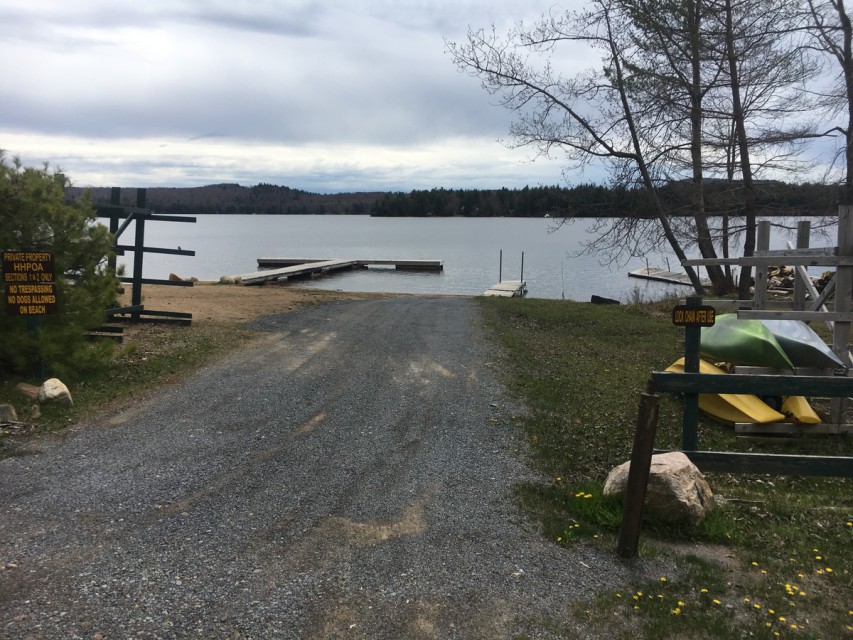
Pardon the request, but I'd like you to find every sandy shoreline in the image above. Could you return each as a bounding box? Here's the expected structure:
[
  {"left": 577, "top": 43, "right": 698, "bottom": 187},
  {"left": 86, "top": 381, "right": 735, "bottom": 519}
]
[{"left": 119, "top": 281, "right": 393, "bottom": 324}]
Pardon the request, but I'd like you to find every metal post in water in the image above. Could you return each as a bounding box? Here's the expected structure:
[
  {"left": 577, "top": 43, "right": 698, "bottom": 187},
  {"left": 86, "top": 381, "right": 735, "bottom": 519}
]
[
  {"left": 499, "top": 249, "right": 502, "bottom": 283},
  {"left": 520, "top": 252, "right": 524, "bottom": 283}
]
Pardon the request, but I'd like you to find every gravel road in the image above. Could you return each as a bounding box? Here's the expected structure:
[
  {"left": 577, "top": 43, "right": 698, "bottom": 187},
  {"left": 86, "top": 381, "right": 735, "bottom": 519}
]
[{"left": 1, "top": 297, "right": 669, "bottom": 639}]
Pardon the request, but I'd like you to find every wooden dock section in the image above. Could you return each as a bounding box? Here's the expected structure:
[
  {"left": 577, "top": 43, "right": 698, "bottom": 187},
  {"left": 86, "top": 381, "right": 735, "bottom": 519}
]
[
  {"left": 238, "top": 257, "right": 444, "bottom": 286},
  {"left": 483, "top": 280, "right": 527, "bottom": 297},
  {"left": 256, "top": 257, "right": 443, "bottom": 271},
  {"left": 238, "top": 259, "right": 361, "bottom": 285},
  {"left": 629, "top": 267, "right": 710, "bottom": 288}
]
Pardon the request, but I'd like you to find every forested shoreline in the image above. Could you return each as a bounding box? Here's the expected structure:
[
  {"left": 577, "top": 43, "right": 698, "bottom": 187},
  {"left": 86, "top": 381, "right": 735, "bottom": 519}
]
[{"left": 67, "top": 180, "right": 840, "bottom": 218}]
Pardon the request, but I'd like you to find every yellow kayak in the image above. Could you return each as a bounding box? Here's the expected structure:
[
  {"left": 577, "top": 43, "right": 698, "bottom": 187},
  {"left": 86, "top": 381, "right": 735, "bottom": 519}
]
[
  {"left": 666, "top": 358, "right": 786, "bottom": 424},
  {"left": 781, "top": 396, "right": 821, "bottom": 425}
]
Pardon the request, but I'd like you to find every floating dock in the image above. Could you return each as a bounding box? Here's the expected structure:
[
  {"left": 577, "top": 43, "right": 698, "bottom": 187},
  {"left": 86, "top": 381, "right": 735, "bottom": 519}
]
[
  {"left": 628, "top": 267, "right": 710, "bottom": 288},
  {"left": 483, "top": 280, "right": 527, "bottom": 297},
  {"left": 237, "top": 257, "right": 443, "bottom": 286},
  {"left": 256, "top": 258, "right": 443, "bottom": 271}
]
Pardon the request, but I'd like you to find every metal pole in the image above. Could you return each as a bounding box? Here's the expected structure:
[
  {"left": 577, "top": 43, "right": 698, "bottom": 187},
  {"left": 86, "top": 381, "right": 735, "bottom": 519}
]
[
  {"left": 499, "top": 249, "right": 502, "bottom": 283},
  {"left": 682, "top": 296, "right": 702, "bottom": 451},
  {"left": 520, "top": 251, "right": 524, "bottom": 282}
]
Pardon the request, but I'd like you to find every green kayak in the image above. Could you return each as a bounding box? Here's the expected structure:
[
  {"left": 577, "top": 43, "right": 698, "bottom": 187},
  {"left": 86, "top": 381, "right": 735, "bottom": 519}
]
[
  {"left": 700, "top": 314, "right": 795, "bottom": 370},
  {"left": 760, "top": 319, "right": 846, "bottom": 370}
]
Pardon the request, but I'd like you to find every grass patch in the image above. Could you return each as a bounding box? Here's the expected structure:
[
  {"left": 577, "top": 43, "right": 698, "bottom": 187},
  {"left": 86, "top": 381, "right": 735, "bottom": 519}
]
[
  {"left": 0, "top": 320, "right": 260, "bottom": 456},
  {"left": 479, "top": 296, "right": 853, "bottom": 639}
]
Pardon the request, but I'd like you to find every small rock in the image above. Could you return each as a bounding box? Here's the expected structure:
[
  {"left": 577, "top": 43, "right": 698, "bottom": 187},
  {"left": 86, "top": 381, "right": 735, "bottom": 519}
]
[
  {"left": 604, "top": 451, "right": 714, "bottom": 526},
  {"left": 0, "top": 404, "right": 17, "bottom": 422},
  {"left": 219, "top": 275, "right": 236, "bottom": 284},
  {"left": 15, "top": 383, "right": 40, "bottom": 400},
  {"left": 38, "top": 378, "right": 73, "bottom": 407}
]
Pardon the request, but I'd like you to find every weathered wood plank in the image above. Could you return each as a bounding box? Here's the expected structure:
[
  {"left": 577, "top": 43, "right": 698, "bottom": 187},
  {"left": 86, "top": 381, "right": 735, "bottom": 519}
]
[
  {"left": 651, "top": 371, "right": 853, "bottom": 397},
  {"left": 734, "top": 422, "right": 852, "bottom": 435},
  {"left": 737, "top": 310, "right": 853, "bottom": 322},
  {"left": 683, "top": 255, "right": 853, "bottom": 267},
  {"left": 654, "top": 450, "right": 853, "bottom": 477},
  {"left": 755, "top": 246, "right": 836, "bottom": 258}
]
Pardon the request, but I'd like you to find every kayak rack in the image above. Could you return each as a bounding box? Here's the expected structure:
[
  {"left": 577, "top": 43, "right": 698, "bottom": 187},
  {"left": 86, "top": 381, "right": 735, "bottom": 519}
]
[{"left": 617, "top": 297, "right": 853, "bottom": 558}]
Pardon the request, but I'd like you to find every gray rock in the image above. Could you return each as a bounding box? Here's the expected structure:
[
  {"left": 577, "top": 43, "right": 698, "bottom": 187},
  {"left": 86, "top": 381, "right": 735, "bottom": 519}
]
[
  {"left": 604, "top": 451, "right": 714, "bottom": 526},
  {"left": 0, "top": 403, "right": 17, "bottom": 422},
  {"left": 38, "top": 378, "right": 73, "bottom": 407}
]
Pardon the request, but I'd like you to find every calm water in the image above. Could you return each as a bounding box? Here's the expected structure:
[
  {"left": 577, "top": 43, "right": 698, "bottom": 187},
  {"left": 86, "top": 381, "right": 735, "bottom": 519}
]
[{"left": 118, "top": 215, "right": 826, "bottom": 302}]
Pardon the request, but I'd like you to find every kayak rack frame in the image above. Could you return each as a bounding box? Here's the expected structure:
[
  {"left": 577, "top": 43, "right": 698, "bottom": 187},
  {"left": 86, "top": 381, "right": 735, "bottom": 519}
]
[{"left": 617, "top": 296, "right": 853, "bottom": 558}]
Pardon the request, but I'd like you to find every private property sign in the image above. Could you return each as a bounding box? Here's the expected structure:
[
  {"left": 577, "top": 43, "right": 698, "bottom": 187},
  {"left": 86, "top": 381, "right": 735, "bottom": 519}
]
[{"left": 2, "top": 250, "right": 58, "bottom": 315}]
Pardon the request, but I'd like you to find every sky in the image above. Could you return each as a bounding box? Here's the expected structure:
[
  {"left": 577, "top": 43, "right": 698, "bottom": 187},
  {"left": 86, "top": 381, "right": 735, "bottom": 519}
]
[{"left": 0, "top": 0, "right": 603, "bottom": 193}]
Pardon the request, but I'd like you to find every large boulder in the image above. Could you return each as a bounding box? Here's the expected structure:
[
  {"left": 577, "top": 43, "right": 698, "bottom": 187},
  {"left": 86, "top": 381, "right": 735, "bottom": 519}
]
[
  {"left": 604, "top": 451, "right": 714, "bottom": 526},
  {"left": 38, "top": 378, "right": 73, "bottom": 408}
]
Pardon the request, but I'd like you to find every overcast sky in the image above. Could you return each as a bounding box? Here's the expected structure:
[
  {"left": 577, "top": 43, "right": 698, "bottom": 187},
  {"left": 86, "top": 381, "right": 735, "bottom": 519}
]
[{"left": 0, "top": 0, "right": 606, "bottom": 193}]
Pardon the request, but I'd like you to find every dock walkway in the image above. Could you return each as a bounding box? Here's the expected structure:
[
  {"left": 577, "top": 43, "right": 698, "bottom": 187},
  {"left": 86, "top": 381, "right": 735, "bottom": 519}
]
[
  {"left": 628, "top": 267, "right": 710, "bottom": 288},
  {"left": 237, "top": 257, "right": 443, "bottom": 286},
  {"left": 483, "top": 281, "right": 527, "bottom": 297}
]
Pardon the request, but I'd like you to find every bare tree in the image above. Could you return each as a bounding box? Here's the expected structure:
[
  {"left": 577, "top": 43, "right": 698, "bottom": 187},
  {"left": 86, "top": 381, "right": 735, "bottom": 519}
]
[
  {"left": 807, "top": 0, "right": 853, "bottom": 204},
  {"left": 447, "top": 1, "right": 707, "bottom": 291}
]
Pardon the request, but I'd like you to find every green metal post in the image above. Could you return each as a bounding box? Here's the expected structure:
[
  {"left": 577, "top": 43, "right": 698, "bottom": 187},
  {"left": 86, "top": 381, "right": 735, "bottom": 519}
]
[{"left": 682, "top": 296, "right": 702, "bottom": 450}]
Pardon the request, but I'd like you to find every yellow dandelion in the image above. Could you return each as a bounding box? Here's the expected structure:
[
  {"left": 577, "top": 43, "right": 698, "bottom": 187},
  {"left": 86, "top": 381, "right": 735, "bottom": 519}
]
[
  {"left": 791, "top": 624, "right": 798, "bottom": 630},
  {"left": 799, "top": 591, "right": 806, "bottom": 597},
  {"left": 846, "top": 521, "right": 852, "bottom": 527},
  {"left": 769, "top": 609, "right": 775, "bottom": 614},
  {"left": 633, "top": 605, "right": 640, "bottom": 611},
  {"left": 826, "top": 567, "right": 833, "bottom": 573},
  {"left": 678, "top": 601, "right": 685, "bottom": 607},
  {"left": 779, "top": 616, "right": 786, "bottom": 622},
  {"left": 713, "top": 599, "right": 721, "bottom": 605},
  {"left": 797, "top": 573, "right": 804, "bottom": 578},
  {"left": 671, "top": 607, "right": 681, "bottom": 615},
  {"left": 761, "top": 570, "right": 767, "bottom": 575},
  {"left": 615, "top": 593, "right": 622, "bottom": 598},
  {"left": 815, "top": 555, "right": 822, "bottom": 560},
  {"left": 744, "top": 598, "right": 751, "bottom": 603},
  {"left": 754, "top": 604, "right": 761, "bottom": 610},
  {"left": 660, "top": 576, "right": 667, "bottom": 583},
  {"left": 700, "top": 588, "right": 709, "bottom": 594}
]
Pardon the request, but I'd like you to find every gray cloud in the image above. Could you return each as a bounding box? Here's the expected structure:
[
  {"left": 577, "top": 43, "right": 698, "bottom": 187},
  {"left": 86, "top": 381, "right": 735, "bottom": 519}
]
[{"left": 0, "top": 0, "right": 582, "bottom": 191}]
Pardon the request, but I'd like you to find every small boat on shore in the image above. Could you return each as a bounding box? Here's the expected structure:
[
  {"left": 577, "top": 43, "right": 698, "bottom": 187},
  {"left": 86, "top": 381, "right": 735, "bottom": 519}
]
[
  {"left": 760, "top": 319, "right": 846, "bottom": 370},
  {"left": 666, "top": 358, "right": 786, "bottom": 424},
  {"left": 700, "top": 314, "right": 794, "bottom": 370}
]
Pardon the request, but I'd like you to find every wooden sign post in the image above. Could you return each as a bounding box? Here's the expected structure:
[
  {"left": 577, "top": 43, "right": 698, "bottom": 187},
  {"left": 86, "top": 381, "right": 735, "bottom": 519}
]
[{"left": 672, "top": 297, "right": 715, "bottom": 450}]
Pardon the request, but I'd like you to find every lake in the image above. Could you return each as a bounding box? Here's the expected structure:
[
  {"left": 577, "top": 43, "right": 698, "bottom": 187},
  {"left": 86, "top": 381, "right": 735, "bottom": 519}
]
[{"left": 118, "top": 215, "right": 828, "bottom": 302}]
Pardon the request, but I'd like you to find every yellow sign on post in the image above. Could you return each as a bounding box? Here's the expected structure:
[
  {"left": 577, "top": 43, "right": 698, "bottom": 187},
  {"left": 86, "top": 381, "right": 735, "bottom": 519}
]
[{"left": 3, "top": 250, "right": 58, "bottom": 315}]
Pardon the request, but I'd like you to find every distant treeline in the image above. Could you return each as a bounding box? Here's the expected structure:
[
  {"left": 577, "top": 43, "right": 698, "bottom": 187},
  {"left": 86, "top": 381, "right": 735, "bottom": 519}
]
[
  {"left": 371, "top": 182, "right": 841, "bottom": 218},
  {"left": 67, "top": 181, "right": 842, "bottom": 218}
]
